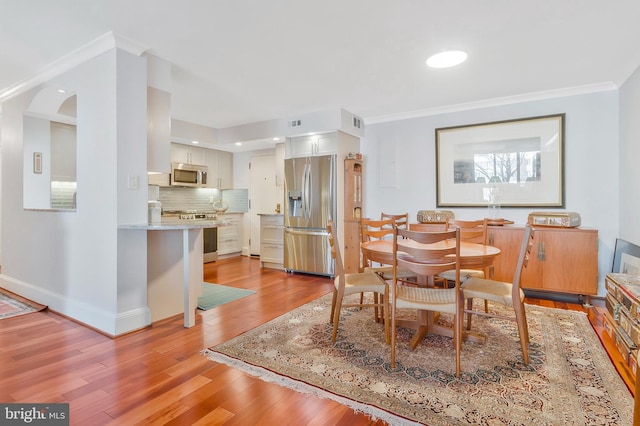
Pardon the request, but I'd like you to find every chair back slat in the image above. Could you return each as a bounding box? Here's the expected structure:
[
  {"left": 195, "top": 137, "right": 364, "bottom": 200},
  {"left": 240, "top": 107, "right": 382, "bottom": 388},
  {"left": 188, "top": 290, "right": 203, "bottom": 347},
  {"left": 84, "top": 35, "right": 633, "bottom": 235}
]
[
  {"left": 445, "top": 218, "right": 488, "bottom": 245},
  {"left": 361, "top": 218, "right": 396, "bottom": 242},
  {"left": 361, "top": 218, "right": 397, "bottom": 271},
  {"left": 381, "top": 212, "right": 409, "bottom": 230},
  {"left": 393, "top": 228, "right": 460, "bottom": 281}
]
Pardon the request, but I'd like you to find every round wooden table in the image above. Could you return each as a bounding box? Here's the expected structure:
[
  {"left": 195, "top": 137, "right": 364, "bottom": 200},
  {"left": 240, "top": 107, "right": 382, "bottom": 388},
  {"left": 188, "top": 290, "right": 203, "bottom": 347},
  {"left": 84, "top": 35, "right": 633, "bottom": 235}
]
[
  {"left": 361, "top": 239, "right": 501, "bottom": 348},
  {"left": 361, "top": 239, "right": 500, "bottom": 270}
]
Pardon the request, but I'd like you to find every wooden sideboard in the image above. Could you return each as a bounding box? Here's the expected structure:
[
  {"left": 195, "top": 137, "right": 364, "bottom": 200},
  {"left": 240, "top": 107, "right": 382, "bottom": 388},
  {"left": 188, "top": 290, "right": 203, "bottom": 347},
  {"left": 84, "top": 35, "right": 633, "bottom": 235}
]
[
  {"left": 490, "top": 225, "right": 598, "bottom": 296},
  {"left": 411, "top": 223, "right": 598, "bottom": 297}
]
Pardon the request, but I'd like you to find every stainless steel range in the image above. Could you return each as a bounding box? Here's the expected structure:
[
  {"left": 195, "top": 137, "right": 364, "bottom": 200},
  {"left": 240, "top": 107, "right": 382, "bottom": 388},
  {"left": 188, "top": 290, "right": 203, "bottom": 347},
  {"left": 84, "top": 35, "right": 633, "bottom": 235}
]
[{"left": 164, "top": 210, "right": 219, "bottom": 263}]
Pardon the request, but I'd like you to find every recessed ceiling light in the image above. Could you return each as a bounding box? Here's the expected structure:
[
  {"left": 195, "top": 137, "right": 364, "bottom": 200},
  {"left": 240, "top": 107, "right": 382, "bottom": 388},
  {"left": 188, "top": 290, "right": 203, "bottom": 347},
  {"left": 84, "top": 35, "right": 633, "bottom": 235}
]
[
  {"left": 191, "top": 140, "right": 199, "bottom": 144},
  {"left": 235, "top": 142, "right": 243, "bottom": 146},
  {"left": 426, "top": 50, "right": 468, "bottom": 68},
  {"left": 273, "top": 137, "right": 281, "bottom": 141},
  {"left": 57, "top": 89, "right": 67, "bottom": 94}
]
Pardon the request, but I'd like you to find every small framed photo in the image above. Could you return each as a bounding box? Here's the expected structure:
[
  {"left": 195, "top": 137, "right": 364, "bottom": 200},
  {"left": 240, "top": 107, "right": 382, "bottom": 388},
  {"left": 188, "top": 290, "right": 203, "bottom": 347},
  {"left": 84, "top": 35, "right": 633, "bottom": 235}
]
[{"left": 33, "top": 152, "right": 42, "bottom": 174}]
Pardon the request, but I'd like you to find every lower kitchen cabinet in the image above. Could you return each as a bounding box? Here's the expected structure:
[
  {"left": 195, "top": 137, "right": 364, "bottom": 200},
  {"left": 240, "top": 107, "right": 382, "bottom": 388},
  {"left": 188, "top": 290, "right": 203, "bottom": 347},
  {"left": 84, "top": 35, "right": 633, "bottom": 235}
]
[
  {"left": 260, "top": 214, "right": 284, "bottom": 269},
  {"left": 487, "top": 225, "right": 598, "bottom": 296},
  {"left": 217, "top": 213, "right": 242, "bottom": 257}
]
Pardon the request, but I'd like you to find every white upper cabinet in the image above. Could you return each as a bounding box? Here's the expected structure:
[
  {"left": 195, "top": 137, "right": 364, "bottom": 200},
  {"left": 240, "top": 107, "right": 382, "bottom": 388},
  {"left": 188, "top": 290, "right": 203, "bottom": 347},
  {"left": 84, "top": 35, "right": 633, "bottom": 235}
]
[
  {"left": 171, "top": 143, "right": 207, "bottom": 165},
  {"left": 285, "top": 133, "right": 338, "bottom": 158},
  {"left": 285, "top": 131, "right": 359, "bottom": 160},
  {"left": 206, "top": 149, "right": 233, "bottom": 189}
]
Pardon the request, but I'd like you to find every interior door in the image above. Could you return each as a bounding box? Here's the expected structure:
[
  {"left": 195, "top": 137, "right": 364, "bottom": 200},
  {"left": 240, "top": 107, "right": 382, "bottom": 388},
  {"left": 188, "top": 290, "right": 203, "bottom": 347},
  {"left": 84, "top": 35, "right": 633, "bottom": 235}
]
[{"left": 249, "top": 154, "right": 278, "bottom": 256}]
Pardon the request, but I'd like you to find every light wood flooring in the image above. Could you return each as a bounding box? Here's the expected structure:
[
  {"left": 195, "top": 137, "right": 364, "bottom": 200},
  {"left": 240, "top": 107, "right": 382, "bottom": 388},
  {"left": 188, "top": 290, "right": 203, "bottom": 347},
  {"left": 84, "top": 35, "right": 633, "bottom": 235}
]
[{"left": 0, "top": 256, "right": 633, "bottom": 425}]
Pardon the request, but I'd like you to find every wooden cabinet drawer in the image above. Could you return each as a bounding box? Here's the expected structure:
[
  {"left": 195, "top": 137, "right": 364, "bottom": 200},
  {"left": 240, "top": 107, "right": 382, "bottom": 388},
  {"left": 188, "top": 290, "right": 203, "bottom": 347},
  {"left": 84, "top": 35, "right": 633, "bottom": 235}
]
[
  {"left": 260, "top": 215, "right": 284, "bottom": 268},
  {"left": 218, "top": 224, "right": 238, "bottom": 238},
  {"left": 261, "top": 216, "right": 283, "bottom": 226},
  {"left": 262, "top": 225, "right": 283, "bottom": 243},
  {"left": 261, "top": 243, "right": 283, "bottom": 263}
]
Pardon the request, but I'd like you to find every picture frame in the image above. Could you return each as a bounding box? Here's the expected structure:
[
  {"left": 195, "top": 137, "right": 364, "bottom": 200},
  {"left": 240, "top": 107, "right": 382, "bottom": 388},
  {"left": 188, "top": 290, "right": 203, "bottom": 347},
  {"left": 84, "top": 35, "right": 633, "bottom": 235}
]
[
  {"left": 436, "top": 114, "right": 565, "bottom": 207},
  {"left": 612, "top": 238, "right": 640, "bottom": 274}
]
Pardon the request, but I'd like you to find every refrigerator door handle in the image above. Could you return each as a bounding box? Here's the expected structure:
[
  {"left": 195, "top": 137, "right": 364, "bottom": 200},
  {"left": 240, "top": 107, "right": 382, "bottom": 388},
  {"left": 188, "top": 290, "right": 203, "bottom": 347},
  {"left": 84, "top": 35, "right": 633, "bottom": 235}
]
[
  {"left": 302, "top": 160, "right": 310, "bottom": 221},
  {"left": 301, "top": 161, "right": 306, "bottom": 220},
  {"left": 284, "top": 228, "right": 329, "bottom": 237},
  {"left": 305, "top": 159, "right": 312, "bottom": 220}
]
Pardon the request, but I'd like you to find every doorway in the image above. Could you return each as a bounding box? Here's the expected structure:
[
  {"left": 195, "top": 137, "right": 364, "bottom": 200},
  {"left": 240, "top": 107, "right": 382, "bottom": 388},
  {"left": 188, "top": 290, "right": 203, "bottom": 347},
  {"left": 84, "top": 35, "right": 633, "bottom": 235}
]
[{"left": 249, "top": 154, "right": 278, "bottom": 256}]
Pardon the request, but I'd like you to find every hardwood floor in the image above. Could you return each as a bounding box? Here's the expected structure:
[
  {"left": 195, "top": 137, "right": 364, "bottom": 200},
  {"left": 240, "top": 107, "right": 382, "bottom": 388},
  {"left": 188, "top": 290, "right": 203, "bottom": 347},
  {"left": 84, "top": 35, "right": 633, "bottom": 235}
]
[{"left": 0, "top": 256, "right": 633, "bottom": 425}]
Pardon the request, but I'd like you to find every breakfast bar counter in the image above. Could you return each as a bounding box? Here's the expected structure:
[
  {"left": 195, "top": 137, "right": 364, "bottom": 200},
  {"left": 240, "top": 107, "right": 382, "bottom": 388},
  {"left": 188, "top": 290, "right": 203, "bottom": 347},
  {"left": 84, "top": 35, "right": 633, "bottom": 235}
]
[{"left": 120, "top": 220, "right": 227, "bottom": 328}]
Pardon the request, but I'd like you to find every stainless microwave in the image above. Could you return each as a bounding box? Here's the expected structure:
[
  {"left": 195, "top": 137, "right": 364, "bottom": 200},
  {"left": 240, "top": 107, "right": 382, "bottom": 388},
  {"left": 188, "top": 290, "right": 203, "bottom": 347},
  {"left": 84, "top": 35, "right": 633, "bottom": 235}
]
[{"left": 171, "top": 162, "right": 208, "bottom": 187}]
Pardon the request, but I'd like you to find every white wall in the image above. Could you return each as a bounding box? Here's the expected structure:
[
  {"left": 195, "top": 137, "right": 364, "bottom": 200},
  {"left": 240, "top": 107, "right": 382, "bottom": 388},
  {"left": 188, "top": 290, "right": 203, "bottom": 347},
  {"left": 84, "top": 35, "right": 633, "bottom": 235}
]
[
  {"left": 619, "top": 66, "right": 640, "bottom": 245},
  {"left": 22, "top": 115, "right": 51, "bottom": 208},
  {"left": 362, "top": 90, "right": 619, "bottom": 296},
  {"left": 0, "top": 47, "right": 150, "bottom": 335}
]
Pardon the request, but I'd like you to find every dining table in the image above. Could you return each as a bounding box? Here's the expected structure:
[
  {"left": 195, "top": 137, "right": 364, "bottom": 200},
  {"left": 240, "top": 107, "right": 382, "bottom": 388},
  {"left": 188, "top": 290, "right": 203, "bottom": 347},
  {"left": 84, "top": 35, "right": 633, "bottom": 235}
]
[{"left": 361, "top": 238, "right": 501, "bottom": 349}]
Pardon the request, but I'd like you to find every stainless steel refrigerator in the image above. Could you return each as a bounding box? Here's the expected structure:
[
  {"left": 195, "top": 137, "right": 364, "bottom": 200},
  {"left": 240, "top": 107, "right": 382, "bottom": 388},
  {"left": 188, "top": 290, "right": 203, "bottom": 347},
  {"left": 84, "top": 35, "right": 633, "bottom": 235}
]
[{"left": 283, "top": 154, "right": 336, "bottom": 276}]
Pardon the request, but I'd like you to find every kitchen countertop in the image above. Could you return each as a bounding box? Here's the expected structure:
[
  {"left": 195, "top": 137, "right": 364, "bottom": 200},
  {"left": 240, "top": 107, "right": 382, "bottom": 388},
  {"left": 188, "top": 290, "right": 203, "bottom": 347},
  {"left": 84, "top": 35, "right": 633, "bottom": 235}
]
[{"left": 119, "top": 218, "right": 229, "bottom": 230}]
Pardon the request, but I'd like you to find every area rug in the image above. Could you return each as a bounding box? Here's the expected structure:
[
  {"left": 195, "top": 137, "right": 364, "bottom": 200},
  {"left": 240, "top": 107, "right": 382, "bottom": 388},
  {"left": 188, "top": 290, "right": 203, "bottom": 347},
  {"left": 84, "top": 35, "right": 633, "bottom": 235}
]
[
  {"left": 197, "top": 282, "right": 256, "bottom": 310},
  {"left": 203, "top": 293, "right": 632, "bottom": 425},
  {"left": 0, "top": 288, "right": 46, "bottom": 319}
]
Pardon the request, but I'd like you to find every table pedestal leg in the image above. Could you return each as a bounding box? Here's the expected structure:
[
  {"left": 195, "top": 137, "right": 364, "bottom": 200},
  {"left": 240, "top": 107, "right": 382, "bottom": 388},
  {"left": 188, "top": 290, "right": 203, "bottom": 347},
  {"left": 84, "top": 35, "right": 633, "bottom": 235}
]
[{"left": 408, "top": 310, "right": 486, "bottom": 349}]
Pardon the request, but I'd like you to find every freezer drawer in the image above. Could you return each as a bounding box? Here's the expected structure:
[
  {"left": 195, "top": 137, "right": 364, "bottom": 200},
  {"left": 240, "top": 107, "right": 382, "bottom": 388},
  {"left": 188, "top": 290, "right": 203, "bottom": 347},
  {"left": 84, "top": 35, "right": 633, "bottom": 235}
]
[{"left": 284, "top": 228, "right": 334, "bottom": 277}]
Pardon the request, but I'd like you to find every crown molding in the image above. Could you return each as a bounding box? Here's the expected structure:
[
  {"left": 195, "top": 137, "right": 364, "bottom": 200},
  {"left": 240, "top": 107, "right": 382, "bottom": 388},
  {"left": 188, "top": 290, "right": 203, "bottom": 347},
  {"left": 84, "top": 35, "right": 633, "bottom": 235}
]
[
  {"left": 364, "top": 82, "right": 619, "bottom": 125},
  {"left": 0, "top": 31, "right": 148, "bottom": 103}
]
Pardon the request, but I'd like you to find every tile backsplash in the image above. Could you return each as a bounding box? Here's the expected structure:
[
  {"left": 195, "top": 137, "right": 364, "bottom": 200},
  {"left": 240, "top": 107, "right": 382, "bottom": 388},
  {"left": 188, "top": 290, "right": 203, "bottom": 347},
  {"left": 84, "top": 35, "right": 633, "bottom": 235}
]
[
  {"left": 155, "top": 186, "right": 248, "bottom": 213},
  {"left": 51, "top": 181, "right": 77, "bottom": 209}
]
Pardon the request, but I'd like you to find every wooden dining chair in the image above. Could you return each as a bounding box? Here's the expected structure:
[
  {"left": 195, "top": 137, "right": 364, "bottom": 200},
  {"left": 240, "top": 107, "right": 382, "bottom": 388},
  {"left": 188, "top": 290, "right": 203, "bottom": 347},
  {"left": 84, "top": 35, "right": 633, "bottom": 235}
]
[
  {"left": 461, "top": 224, "right": 534, "bottom": 364},
  {"left": 438, "top": 218, "right": 488, "bottom": 280},
  {"left": 361, "top": 218, "right": 416, "bottom": 282},
  {"left": 380, "top": 212, "right": 409, "bottom": 230},
  {"left": 328, "top": 221, "right": 390, "bottom": 343},
  {"left": 438, "top": 218, "right": 490, "bottom": 308},
  {"left": 390, "top": 226, "right": 464, "bottom": 378}
]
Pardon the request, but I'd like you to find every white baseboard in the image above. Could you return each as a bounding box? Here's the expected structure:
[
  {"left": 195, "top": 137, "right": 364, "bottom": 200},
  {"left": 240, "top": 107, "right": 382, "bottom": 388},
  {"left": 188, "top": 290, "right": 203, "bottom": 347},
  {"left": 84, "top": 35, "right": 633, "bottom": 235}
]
[{"left": 0, "top": 273, "right": 150, "bottom": 337}]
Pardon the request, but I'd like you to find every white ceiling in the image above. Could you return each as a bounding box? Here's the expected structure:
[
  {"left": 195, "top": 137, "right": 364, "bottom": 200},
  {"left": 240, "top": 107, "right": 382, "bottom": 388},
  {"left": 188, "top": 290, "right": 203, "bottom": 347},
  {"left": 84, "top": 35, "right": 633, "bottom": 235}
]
[{"left": 2, "top": 1, "right": 640, "bottom": 152}]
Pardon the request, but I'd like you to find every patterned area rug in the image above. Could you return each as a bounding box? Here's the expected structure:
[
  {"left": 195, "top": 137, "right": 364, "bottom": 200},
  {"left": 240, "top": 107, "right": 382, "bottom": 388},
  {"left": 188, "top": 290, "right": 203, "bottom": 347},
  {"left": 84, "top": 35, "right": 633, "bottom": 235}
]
[
  {"left": 0, "top": 288, "right": 46, "bottom": 319},
  {"left": 204, "top": 293, "right": 632, "bottom": 425}
]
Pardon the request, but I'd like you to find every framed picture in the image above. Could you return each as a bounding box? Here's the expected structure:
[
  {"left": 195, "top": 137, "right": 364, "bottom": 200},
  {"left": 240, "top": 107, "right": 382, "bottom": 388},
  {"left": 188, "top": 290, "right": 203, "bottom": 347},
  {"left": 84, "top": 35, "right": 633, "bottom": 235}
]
[
  {"left": 612, "top": 238, "right": 640, "bottom": 274},
  {"left": 436, "top": 114, "right": 565, "bottom": 207}
]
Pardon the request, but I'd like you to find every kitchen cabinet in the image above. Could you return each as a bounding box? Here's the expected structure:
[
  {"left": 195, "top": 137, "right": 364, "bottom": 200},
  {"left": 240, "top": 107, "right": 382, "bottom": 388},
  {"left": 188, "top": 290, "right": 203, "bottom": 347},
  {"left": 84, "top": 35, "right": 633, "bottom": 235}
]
[
  {"left": 487, "top": 225, "right": 598, "bottom": 296},
  {"left": 260, "top": 214, "right": 284, "bottom": 269},
  {"left": 286, "top": 133, "right": 340, "bottom": 158},
  {"left": 217, "top": 213, "right": 242, "bottom": 256},
  {"left": 206, "top": 149, "right": 233, "bottom": 189},
  {"left": 171, "top": 143, "right": 207, "bottom": 165},
  {"left": 285, "top": 131, "right": 359, "bottom": 160}
]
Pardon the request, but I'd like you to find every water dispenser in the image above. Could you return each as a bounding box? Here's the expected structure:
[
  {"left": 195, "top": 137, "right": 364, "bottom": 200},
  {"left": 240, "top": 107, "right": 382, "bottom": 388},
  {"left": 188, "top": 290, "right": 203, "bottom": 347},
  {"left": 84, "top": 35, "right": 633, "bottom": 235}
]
[{"left": 287, "top": 190, "right": 302, "bottom": 217}]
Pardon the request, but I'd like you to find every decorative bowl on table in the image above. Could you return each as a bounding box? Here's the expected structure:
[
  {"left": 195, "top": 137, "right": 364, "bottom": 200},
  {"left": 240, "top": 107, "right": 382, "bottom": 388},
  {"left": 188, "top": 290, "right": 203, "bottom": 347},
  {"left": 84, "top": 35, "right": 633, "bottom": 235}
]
[{"left": 212, "top": 200, "right": 228, "bottom": 214}]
